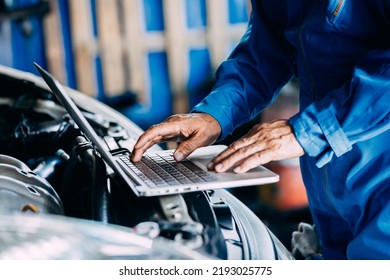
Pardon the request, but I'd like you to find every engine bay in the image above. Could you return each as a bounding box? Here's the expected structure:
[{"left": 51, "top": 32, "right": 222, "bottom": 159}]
[{"left": 0, "top": 69, "right": 255, "bottom": 260}]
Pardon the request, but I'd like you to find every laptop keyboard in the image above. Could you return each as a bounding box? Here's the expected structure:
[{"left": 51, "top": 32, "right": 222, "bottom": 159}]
[{"left": 119, "top": 153, "right": 216, "bottom": 187}]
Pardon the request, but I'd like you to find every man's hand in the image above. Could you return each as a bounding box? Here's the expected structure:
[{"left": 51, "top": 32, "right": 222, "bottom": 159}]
[
  {"left": 207, "top": 119, "right": 304, "bottom": 173},
  {"left": 131, "top": 113, "right": 221, "bottom": 162}
]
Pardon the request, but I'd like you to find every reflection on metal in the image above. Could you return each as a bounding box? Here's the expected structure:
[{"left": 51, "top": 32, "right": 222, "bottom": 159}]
[{"left": 0, "top": 214, "right": 213, "bottom": 260}]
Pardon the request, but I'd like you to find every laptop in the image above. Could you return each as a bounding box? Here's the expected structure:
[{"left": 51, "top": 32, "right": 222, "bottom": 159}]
[{"left": 34, "top": 63, "right": 279, "bottom": 197}]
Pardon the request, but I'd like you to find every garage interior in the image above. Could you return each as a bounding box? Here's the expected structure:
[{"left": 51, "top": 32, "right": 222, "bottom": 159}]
[{"left": 0, "top": 0, "right": 314, "bottom": 257}]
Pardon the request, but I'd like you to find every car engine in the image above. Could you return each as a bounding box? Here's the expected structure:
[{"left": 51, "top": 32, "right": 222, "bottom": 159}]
[{"left": 0, "top": 66, "right": 293, "bottom": 260}]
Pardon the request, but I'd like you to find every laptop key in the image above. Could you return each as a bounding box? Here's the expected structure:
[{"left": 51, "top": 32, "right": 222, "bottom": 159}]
[{"left": 119, "top": 153, "right": 218, "bottom": 188}]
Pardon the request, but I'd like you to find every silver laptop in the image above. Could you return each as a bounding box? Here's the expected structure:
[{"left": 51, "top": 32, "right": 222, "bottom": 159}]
[{"left": 34, "top": 63, "right": 279, "bottom": 197}]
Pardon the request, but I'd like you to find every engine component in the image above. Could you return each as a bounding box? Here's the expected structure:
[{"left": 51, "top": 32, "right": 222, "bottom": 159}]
[
  {"left": 158, "top": 195, "right": 204, "bottom": 249},
  {"left": 0, "top": 154, "right": 64, "bottom": 215},
  {"left": 60, "top": 136, "right": 110, "bottom": 222}
]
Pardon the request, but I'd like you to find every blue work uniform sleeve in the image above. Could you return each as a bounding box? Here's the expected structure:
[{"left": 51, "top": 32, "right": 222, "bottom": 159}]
[
  {"left": 290, "top": 49, "right": 390, "bottom": 168},
  {"left": 192, "top": 2, "right": 295, "bottom": 140}
]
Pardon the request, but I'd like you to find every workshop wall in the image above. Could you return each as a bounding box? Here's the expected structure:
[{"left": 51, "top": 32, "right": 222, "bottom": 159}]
[{"left": 0, "top": 0, "right": 250, "bottom": 130}]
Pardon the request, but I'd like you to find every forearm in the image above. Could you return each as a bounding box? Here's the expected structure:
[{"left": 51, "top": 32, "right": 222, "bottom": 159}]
[{"left": 193, "top": 1, "right": 294, "bottom": 139}]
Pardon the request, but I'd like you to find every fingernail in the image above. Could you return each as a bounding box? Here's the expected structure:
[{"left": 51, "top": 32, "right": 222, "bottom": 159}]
[
  {"left": 215, "top": 164, "right": 223, "bottom": 172},
  {"left": 207, "top": 161, "right": 214, "bottom": 170},
  {"left": 233, "top": 166, "right": 242, "bottom": 173},
  {"left": 174, "top": 152, "right": 185, "bottom": 162}
]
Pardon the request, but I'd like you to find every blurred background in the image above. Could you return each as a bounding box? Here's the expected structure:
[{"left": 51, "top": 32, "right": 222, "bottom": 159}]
[{"left": 0, "top": 0, "right": 312, "bottom": 250}]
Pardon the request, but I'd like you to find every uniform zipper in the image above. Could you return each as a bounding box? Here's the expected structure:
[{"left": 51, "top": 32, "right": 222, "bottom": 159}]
[
  {"left": 324, "top": 1, "right": 348, "bottom": 224},
  {"left": 298, "top": 0, "right": 318, "bottom": 101},
  {"left": 332, "top": 0, "right": 344, "bottom": 17},
  {"left": 330, "top": 0, "right": 345, "bottom": 23},
  {"left": 323, "top": 165, "right": 346, "bottom": 223},
  {"left": 299, "top": 0, "right": 346, "bottom": 224}
]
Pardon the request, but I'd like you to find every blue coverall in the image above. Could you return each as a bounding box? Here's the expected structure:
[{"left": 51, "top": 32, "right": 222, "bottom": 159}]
[{"left": 192, "top": 0, "right": 390, "bottom": 259}]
